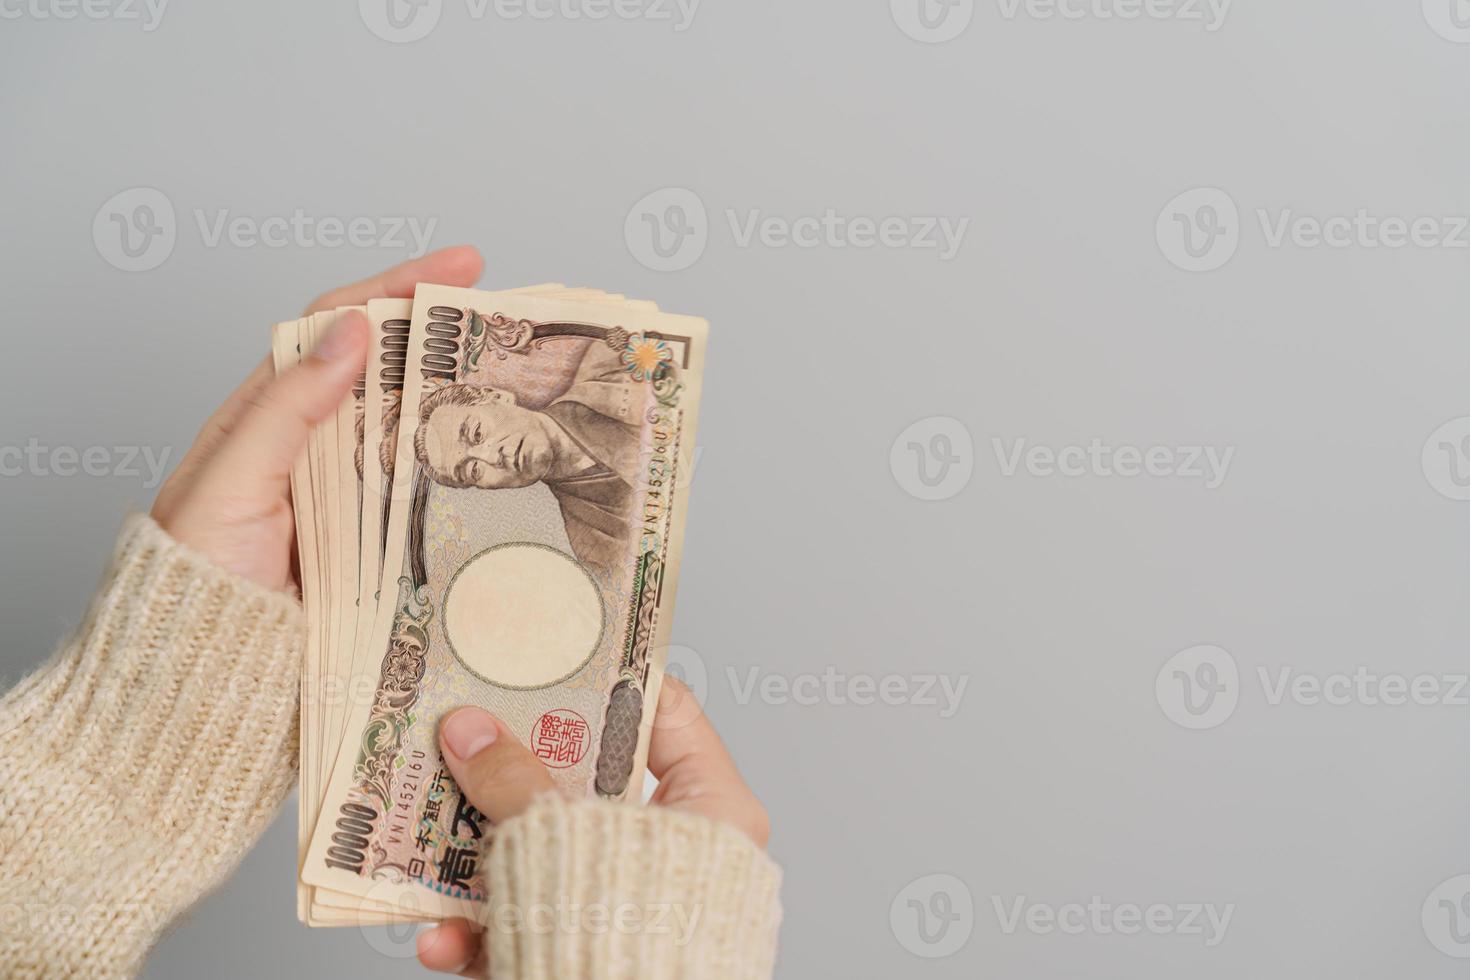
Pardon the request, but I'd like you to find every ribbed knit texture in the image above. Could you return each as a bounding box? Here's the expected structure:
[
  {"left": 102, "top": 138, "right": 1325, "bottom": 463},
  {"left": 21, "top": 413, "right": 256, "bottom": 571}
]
[
  {"left": 0, "top": 514, "right": 303, "bottom": 978},
  {"left": 0, "top": 516, "right": 783, "bottom": 978},
  {"left": 485, "top": 796, "right": 783, "bottom": 979}
]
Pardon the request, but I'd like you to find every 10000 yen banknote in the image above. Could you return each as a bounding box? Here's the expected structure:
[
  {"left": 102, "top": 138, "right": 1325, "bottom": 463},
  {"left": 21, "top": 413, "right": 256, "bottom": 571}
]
[{"left": 304, "top": 286, "right": 707, "bottom": 916}]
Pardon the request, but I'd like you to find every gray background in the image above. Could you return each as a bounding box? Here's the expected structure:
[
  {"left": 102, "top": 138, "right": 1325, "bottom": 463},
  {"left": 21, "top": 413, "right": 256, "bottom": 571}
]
[{"left": 3, "top": 0, "right": 1470, "bottom": 976}]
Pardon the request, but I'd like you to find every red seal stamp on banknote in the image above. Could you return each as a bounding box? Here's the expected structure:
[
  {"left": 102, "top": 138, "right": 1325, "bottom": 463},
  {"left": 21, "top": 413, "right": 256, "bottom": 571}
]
[{"left": 531, "top": 709, "right": 592, "bottom": 768}]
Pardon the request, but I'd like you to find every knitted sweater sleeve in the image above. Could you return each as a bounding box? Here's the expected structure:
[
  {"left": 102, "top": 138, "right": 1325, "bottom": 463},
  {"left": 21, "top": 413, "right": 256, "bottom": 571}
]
[
  {"left": 0, "top": 515, "right": 782, "bottom": 979},
  {"left": 0, "top": 514, "right": 304, "bottom": 977}
]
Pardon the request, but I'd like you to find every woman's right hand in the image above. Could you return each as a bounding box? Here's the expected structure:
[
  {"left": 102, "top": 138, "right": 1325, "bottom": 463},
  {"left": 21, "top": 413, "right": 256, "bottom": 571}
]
[
  {"left": 150, "top": 246, "right": 485, "bottom": 593},
  {"left": 416, "top": 677, "right": 770, "bottom": 977}
]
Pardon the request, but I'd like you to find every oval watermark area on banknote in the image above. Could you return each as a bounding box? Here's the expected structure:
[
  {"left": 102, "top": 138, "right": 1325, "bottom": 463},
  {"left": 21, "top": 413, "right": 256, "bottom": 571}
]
[
  {"left": 625, "top": 187, "right": 709, "bottom": 272},
  {"left": 1422, "top": 416, "right": 1470, "bottom": 501},
  {"left": 1156, "top": 187, "right": 1239, "bottom": 273},
  {"left": 93, "top": 187, "right": 176, "bottom": 272},
  {"left": 1423, "top": 0, "right": 1470, "bottom": 42},
  {"left": 359, "top": 0, "right": 443, "bottom": 42},
  {"left": 1155, "top": 644, "right": 1239, "bottom": 730},
  {"left": 1423, "top": 875, "right": 1470, "bottom": 957},
  {"left": 890, "top": 873, "right": 974, "bottom": 958},
  {"left": 891, "top": 0, "right": 974, "bottom": 42},
  {"left": 889, "top": 416, "right": 974, "bottom": 501},
  {"left": 443, "top": 543, "right": 603, "bottom": 689}
]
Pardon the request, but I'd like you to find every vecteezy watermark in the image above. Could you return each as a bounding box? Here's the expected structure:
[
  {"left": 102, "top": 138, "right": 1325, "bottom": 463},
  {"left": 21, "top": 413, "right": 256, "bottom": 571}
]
[
  {"left": 1156, "top": 645, "right": 1470, "bottom": 731},
  {"left": 358, "top": 0, "right": 442, "bottom": 43},
  {"left": 0, "top": 899, "right": 170, "bottom": 937},
  {"left": 891, "top": 0, "right": 1227, "bottom": 41},
  {"left": 995, "top": 0, "right": 1231, "bottom": 30},
  {"left": 1156, "top": 187, "right": 1240, "bottom": 273},
  {"left": 0, "top": 0, "right": 168, "bottom": 30},
  {"left": 891, "top": 874, "right": 974, "bottom": 958},
  {"left": 1422, "top": 416, "right": 1470, "bottom": 501},
  {"left": 624, "top": 187, "right": 709, "bottom": 272},
  {"left": 92, "top": 187, "right": 176, "bottom": 273},
  {"left": 482, "top": 0, "right": 699, "bottom": 28},
  {"left": 726, "top": 666, "right": 969, "bottom": 718},
  {"left": 727, "top": 210, "right": 968, "bottom": 260},
  {"left": 350, "top": 892, "right": 696, "bottom": 960},
  {"left": 1424, "top": 875, "right": 1470, "bottom": 958},
  {"left": 993, "top": 896, "right": 1234, "bottom": 947},
  {"left": 648, "top": 645, "right": 968, "bottom": 718},
  {"left": 891, "top": 423, "right": 1230, "bottom": 499},
  {"left": 1423, "top": 0, "right": 1470, "bottom": 43},
  {"left": 661, "top": 644, "right": 710, "bottom": 707},
  {"left": 1258, "top": 666, "right": 1470, "bottom": 709},
  {"left": 358, "top": 0, "right": 698, "bottom": 42},
  {"left": 1256, "top": 209, "right": 1470, "bottom": 251},
  {"left": 624, "top": 188, "right": 969, "bottom": 272},
  {"left": 485, "top": 900, "right": 703, "bottom": 946},
  {"left": 93, "top": 187, "right": 438, "bottom": 272},
  {"left": 992, "top": 437, "right": 1235, "bottom": 489},
  {"left": 0, "top": 440, "right": 173, "bottom": 488},
  {"left": 890, "top": 417, "right": 975, "bottom": 501},
  {"left": 646, "top": 645, "right": 712, "bottom": 735},
  {"left": 193, "top": 210, "right": 437, "bottom": 256},
  {"left": 1156, "top": 645, "right": 1240, "bottom": 730},
  {"left": 1159, "top": 187, "right": 1470, "bottom": 272},
  {"left": 347, "top": 879, "right": 443, "bottom": 958},
  {"left": 891, "top": 0, "right": 975, "bottom": 43}
]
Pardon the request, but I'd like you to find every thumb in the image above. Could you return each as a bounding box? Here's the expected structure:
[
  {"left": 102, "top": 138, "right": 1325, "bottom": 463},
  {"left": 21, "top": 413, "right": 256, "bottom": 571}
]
[
  {"left": 439, "top": 708, "right": 556, "bottom": 823},
  {"left": 208, "top": 311, "right": 369, "bottom": 501}
]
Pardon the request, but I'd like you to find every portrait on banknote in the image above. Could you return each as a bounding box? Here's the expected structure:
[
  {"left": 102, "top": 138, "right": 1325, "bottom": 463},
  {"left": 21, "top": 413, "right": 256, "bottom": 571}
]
[{"left": 411, "top": 330, "right": 647, "bottom": 574}]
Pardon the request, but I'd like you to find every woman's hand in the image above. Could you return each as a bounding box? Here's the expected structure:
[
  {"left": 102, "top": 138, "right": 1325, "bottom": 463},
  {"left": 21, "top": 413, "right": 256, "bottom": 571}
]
[
  {"left": 150, "top": 246, "right": 484, "bottom": 591},
  {"left": 416, "top": 677, "right": 771, "bottom": 977}
]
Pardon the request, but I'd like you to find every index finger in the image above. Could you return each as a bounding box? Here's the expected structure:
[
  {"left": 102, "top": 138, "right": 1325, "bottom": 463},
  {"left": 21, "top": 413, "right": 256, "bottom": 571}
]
[{"left": 303, "top": 245, "right": 484, "bottom": 313}]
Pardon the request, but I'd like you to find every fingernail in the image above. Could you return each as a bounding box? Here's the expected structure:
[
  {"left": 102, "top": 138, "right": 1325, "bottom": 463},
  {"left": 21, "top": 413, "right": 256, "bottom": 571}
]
[
  {"left": 442, "top": 707, "right": 499, "bottom": 760},
  {"left": 311, "top": 319, "right": 357, "bottom": 363}
]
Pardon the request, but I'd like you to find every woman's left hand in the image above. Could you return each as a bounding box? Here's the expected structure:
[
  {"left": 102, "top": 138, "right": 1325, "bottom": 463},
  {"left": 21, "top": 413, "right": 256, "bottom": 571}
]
[{"left": 151, "top": 246, "right": 484, "bottom": 591}]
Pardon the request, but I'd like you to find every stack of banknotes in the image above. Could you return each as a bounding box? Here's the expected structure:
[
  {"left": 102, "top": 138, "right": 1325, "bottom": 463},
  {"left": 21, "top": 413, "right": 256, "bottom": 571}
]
[{"left": 271, "top": 283, "right": 708, "bottom": 926}]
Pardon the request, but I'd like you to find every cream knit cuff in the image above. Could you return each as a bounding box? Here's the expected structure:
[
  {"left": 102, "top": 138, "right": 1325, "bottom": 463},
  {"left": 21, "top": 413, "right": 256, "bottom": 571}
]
[
  {"left": 483, "top": 795, "right": 783, "bottom": 980},
  {"left": 0, "top": 513, "right": 304, "bottom": 978}
]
